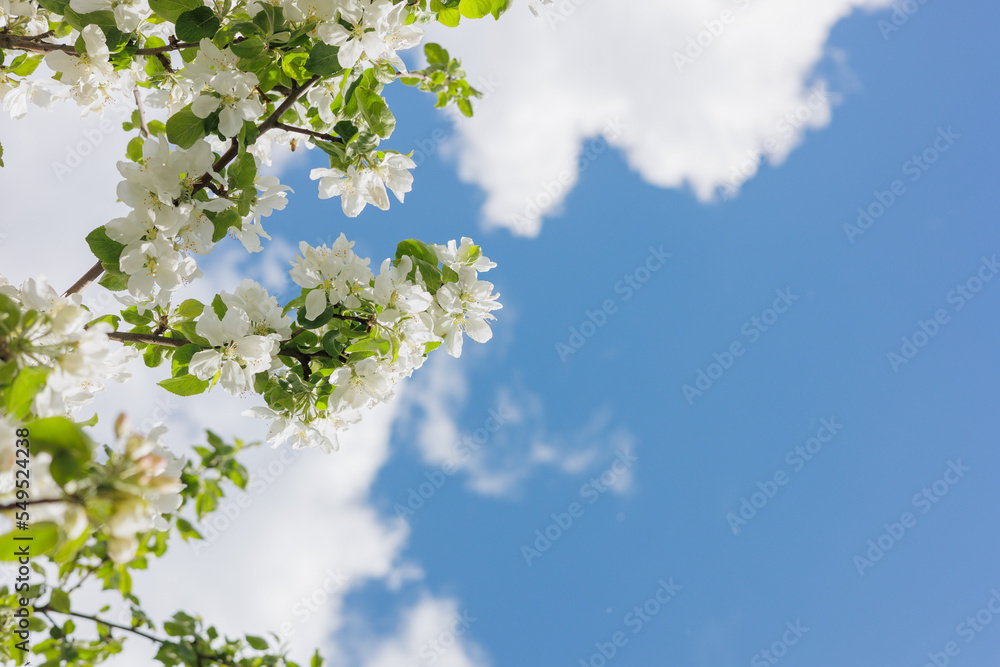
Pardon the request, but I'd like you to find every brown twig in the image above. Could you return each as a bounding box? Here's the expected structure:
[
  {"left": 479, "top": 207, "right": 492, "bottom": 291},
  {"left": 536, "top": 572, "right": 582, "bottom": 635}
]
[
  {"left": 63, "top": 261, "right": 105, "bottom": 297},
  {"left": 133, "top": 86, "right": 150, "bottom": 138},
  {"left": 107, "top": 332, "right": 189, "bottom": 348},
  {"left": 0, "top": 33, "right": 198, "bottom": 56},
  {"left": 272, "top": 121, "right": 343, "bottom": 144}
]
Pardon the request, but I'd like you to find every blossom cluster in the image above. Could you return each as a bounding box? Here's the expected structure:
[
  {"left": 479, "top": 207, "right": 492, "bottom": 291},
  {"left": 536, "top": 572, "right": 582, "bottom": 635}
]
[
  {"left": 104, "top": 136, "right": 290, "bottom": 308},
  {"left": 242, "top": 235, "right": 502, "bottom": 452},
  {"left": 0, "top": 274, "right": 134, "bottom": 418},
  {"left": 0, "top": 415, "right": 184, "bottom": 563}
]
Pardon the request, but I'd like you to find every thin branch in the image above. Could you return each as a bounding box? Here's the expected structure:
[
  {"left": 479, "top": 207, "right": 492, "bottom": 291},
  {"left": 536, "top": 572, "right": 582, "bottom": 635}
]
[
  {"left": 259, "top": 75, "right": 322, "bottom": 133},
  {"left": 272, "top": 122, "right": 343, "bottom": 144},
  {"left": 133, "top": 86, "right": 150, "bottom": 138},
  {"left": 63, "top": 557, "right": 108, "bottom": 595},
  {"left": 35, "top": 606, "right": 167, "bottom": 645},
  {"left": 136, "top": 41, "right": 199, "bottom": 55},
  {"left": 0, "top": 497, "right": 69, "bottom": 512},
  {"left": 0, "top": 34, "right": 198, "bottom": 56},
  {"left": 332, "top": 313, "right": 370, "bottom": 327},
  {"left": 107, "top": 332, "right": 189, "bottom": 348},
  {"left": 0, "top": 34, "right": 74, "bottom": 54},
  {"left": 155, "top": 52, "right": 174, "bottom": 73},
  {"left": 278, "top": 346, "right": 312, "bottom": 381},
  {"left": 63, "top": 261, "right": 104, "bottom": 297}
]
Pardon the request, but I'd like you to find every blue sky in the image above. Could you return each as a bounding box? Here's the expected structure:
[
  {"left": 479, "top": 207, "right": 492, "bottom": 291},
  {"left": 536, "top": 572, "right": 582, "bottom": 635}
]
[
  {"left": 4, "top": 0, "right": 997, "bottom": 665},
  {"left": 240, "top": 1, "right": 1000, "bottom": 665}
]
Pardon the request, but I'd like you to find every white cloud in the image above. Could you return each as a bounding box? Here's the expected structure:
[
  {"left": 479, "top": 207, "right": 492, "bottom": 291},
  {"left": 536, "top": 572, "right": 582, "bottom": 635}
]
[
  {"left": 356, "top": 596, "right": 489, "bottom": 667},
  {"left": 424, "top": 0, "right": 894, "bottom": 236},
  {"left": 402, "top": 354, "right": 636, "bottom": 497}
]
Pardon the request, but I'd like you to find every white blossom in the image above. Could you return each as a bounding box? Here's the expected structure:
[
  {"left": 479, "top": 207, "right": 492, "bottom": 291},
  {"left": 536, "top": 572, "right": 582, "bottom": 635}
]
[
  {"left": 433, "top": 266, "right": 502, "bottom": 357},
  {"left": 190, "top": 308, "right": 281, "bottom": 395}
]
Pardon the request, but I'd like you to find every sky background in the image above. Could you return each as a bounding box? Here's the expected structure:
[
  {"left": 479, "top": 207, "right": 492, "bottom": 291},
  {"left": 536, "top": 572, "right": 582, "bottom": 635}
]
[{"left": 2, "top": 0, "right": 1000, "bottom": 665}]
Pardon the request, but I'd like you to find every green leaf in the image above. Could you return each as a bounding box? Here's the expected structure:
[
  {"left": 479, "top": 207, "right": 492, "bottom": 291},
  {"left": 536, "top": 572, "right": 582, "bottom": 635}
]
[
  {"left": 252, "top": 4, "right": 286, "bottom": 37},
  {"left": 86, "top": 313, "right": 121, "bottom": 331},
  {"left": 296, "top": 303, "right": 333, "bottom": 329},
  {"left": 0, "top": 293, "right": 19, "bottom": 334},
  {"left": 49, "top": 588, "right": 71, "bottom": 613},
  {"left": 356, "top": 88, "right": 395, "bottom": 139},
  {"left": 458, "top": 0, "right": 492, "bottom": 18},
  {"left": 27, "top": 417, "right": 94, "bottom": 486},
  {"left": 281, "top": 51, "right": 309, "bottom": 81},
  {"left": 5, "top": 366, "right": 49, "bottom": 420},
  {"left": 491, "top": 0, "right": 511, "bottom": 19},
  {"left": 174, "top": 298, "right": 204, "bottom": 321},
  {"left": 0, "top": 523, "right": 60, "bottom": 561},
  {"left": 246, "top": 635, "right": 269, "bottom": 650},
  {"left": 304, "top": 42, "right": 341, "bottom": 76},
  {"left": 159, "top": 375, "right": 210, "bottom": 396},
  {"left": 143, "top": 343, "right": 166, "bottom": 368},
  {"left": 210, "top": 209, "right": 242, "bottom": 243},
  {"left": 177, "top": 320, "right": 210, "bottom": 346},
  {"left": 164, "top": 611, "right": 197, "bottom": 637},
  {"left": 176, "top": 517, "right": 204, "bottom": 541},
  {"left": 345, "top": 336, "right": 390, "bottom": 357},
  {"left": 230, "top": 34, "right": 267, "bottom": 59},
  {"left": 86, "top": 227, "right": 125, "bottom": 270},
  {"left": 171, "top": 343, "right": 202, "bottom": 376},
  {"left": 424, "top": 43, "right": 449, "bottom": 65},
  {"left": 148, "top": 0, "right": 202, "bottom": 23},
  {"left": 9, "top": 53, "right": 43, "bottom": 76},
  {"left": 175, "top": 7, "right": 220, "bottom": 42},
  {"left": 457, "top": 98, "right": 473, "bottom": 117},
  {"left": 98, "top": 268, "right": 129, "bottom": 292},
  {"left": 334, "top": 120, "right": 358, "bottom": 142},
  {"left": 395, "top": 239, "right": 439, "bottom": 267},
  {"left": 166, "top": 104, "right": 206, "bottom": 149},
  {"left": 227, "top": 151, "right": 257, "bottom": 190},
  {"left": 126, "top": 136, "right": 144, "bottom": 162},
  {"left": 211, "top": 294, "right": 227, "bottom": 319},
  {"left": 0, "top": 139, "right": 4, "bottom": 167},
  {"left": 437, "top": 7, "right": 460, "bottom": 26}
]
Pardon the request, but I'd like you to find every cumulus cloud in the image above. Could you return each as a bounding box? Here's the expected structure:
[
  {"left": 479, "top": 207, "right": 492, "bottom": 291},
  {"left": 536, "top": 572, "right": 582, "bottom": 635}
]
[
  {"left": 356, "top": 596, "right": 489, "bottom": 667},
  {"left": 424, "top": 0, "right": 894, "bottom": 236},
  {"left": 402, "top": 354, "right": 636, "bottom": 497}
]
